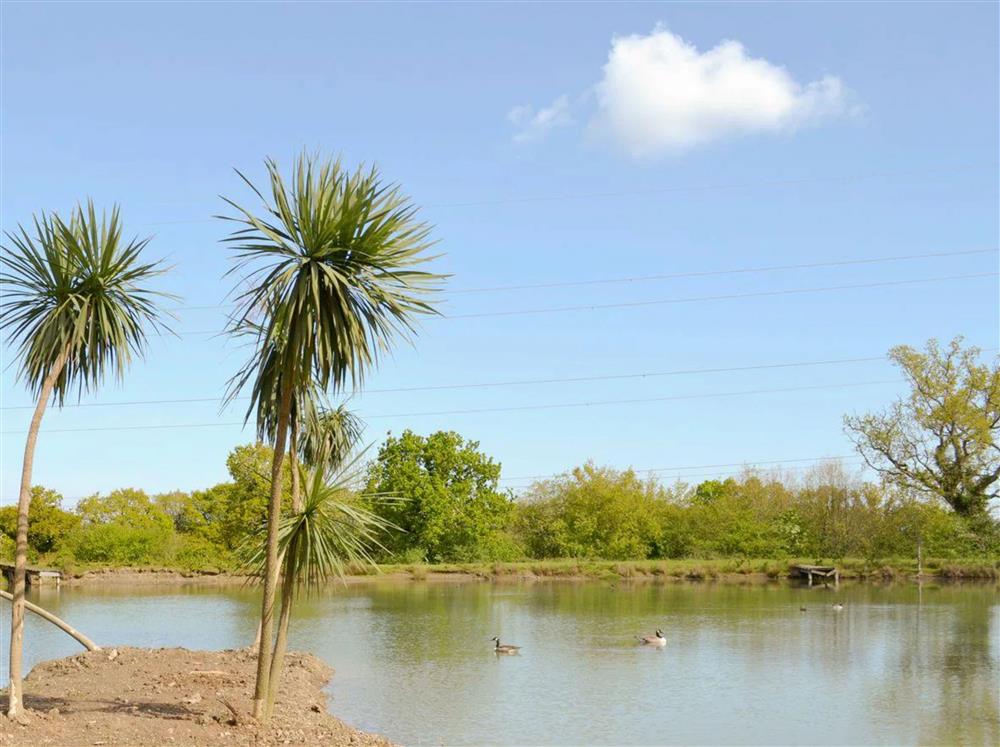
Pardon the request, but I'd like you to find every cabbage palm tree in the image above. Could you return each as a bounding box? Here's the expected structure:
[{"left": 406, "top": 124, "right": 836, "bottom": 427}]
[
  {"left": 221, "top": 153, "right": 442, "bottom": 720},
  {"left": 0, "top": 202, "right": 170, "bottom": 719}
]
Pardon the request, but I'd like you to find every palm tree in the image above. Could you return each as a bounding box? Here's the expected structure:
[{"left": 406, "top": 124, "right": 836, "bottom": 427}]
[
  {"left": 0, "top": 202, "right": 170, "bottom": 719},
  {"left": 220, "top": 153, "right": 443, "bottom": 720},
  {"left": 240, "top": 459, "right": 397, "bottom": 714}
]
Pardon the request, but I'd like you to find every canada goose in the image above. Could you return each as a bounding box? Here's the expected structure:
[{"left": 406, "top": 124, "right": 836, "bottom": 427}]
[
  {"left": 638, "top": 629, "right": 666, "bottom": 646},
  {"left": 832, "top": 603, "right": 844, "bottom": 611},
  {"left": 491, "top": 636, "right": 520, "bottom": 654},
  {"left": 799, "top": 607, "right": 808, "bottom": 612}
]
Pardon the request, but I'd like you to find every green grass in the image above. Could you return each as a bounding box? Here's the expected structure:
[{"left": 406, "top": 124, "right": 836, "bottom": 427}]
[{"left": 8, "top": 556, "right": 999, "bottom": 582}]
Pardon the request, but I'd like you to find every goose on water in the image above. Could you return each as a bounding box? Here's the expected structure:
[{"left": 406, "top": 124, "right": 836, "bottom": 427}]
[
  {"left": 638, "top": 629, "right": 666, "bottom": 646},
  {"left": 492, "top": 636, "right": 521, "bottom": 654}
]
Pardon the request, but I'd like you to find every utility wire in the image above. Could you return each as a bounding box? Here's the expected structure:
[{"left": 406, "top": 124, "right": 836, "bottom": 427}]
[
  {"left": 500, "top": 456, "right": 867, "bottom": 484},
  {"left": 142, "top": 162, "right": 997, "bottom": 226},
  {"left": 446, "top": 272, "right": 998, "bottom": 320},
  {"left": 165, "top": 247, "right": 996, "bottom": 310},
  {"left": 121, "top": 271, "right": 999, "bottom": 337},
  {"left": 0, "top": 353, "right": 904, "bottom": 411},
  {"left": 1, "top": 379, "right": 901, "bottom": 435}
]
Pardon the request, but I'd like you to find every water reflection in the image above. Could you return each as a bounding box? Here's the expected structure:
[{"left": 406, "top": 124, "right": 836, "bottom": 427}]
[{"left": 7, "top": 580, "right": 998, "bottom": 746}]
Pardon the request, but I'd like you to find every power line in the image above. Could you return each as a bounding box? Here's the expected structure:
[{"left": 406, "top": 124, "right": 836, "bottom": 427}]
[
  {"left": 1, "top": 379, "right": 901, "bottom": 435},
  {"left": 446, "top": 248, "right": 997, "bottom": 295},
  {"left": 125, "top": 271, "right": 999, "bottom": 336},
  {"left": 165, "top": 247, "right": 997, "bottom": 310},
  {"left": 500, "top": 455, "right": 866, "bottom": 484},
  {"left": 141, "top": 162, "right": 997, "bottom": 226},
  {"left": 446, "top": 272, "right": 998, "bottom": 320},
  {"left": 0, "top": 353, "right": 903, "bottom": 411}
]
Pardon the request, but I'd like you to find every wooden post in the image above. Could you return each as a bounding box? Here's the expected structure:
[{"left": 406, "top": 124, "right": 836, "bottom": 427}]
[{"left": 807, "top": 570, "right": 813, "bottom": 586}]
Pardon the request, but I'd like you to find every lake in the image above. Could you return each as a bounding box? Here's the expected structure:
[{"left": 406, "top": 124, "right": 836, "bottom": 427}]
[{"left": 9, "top": 579, "right": 1000, "bottom": 746}]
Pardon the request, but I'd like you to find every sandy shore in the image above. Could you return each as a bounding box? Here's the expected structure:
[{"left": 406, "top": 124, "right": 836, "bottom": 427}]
[{"left": 0, "top": 647, "right": 394, "bottom": 747}]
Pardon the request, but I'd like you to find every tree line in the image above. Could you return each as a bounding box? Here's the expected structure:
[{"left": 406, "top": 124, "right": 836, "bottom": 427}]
[{"left": 4, "top": 431, "right": 997, "bottom": 573}]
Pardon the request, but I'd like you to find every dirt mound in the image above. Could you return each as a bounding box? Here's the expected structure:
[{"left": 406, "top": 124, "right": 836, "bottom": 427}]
[{"left": 0, "top": 646, "right": 394, "bottom": 746}]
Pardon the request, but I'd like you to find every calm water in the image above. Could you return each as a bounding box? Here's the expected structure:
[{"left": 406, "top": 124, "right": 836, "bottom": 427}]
[{"left": 7, "top": 580, "right": 999, "bottom": 746}]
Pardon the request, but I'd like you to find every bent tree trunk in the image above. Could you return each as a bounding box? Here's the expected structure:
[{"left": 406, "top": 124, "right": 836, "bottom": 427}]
[
  {"left": 252, "top": 384, "right": 293, "bottom": 721},
  {"left": 0, "top": 590, "right": 99, "bottom": 652},
  {"left": 7, "top": 349, "right": 67, "bottom": 720}
]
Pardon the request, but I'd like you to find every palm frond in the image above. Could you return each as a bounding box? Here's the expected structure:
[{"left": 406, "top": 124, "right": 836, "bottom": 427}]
[
  {"left": 219, "top": 153, "right": 446, "bottom": 432},
  {"left": 1, "top": 201, "right": 174, "bottom": 404},
  {"left": 239, "top": 453, "right": 400, "bottom": 595}
]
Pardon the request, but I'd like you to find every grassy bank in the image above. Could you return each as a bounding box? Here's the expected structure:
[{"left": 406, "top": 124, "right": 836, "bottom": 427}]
[
  {"left": 23, "top": 556, "right": 1000, "bottom": 584},
  {"left": 379, "top": 557, "right": 1000, "bottom": 581}
]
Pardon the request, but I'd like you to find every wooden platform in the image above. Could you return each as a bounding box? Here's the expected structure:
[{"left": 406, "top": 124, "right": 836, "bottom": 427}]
[
  {"left": 791, "top": 564, "right": 839, "bottom": 586},
  {"left": 0, "top": 563, "right": 62, "bottom": 588}
]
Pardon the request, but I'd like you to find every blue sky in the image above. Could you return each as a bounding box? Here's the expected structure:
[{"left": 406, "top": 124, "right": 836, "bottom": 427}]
[{"left": 1, "top": 1, "right": 997, "bottom": 505}]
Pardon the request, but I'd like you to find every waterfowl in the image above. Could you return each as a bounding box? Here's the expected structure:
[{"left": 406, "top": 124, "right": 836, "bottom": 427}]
[
  {"left": 638, "top": 629, "right": 666, "bottom": 646},
  {"left": 491, "top": 636, "right": 520, "bottom": 654},
  {"left": 832, "top": 603, "right": 844, "bottom": 611},
  {"left": 799, "top": 607, "right": 808, "bottom": 612}
]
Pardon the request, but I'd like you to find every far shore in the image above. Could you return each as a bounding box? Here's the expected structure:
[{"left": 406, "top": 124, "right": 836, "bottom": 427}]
[{"left": 14, "top": 557, "right": 998, "bottom": 587}]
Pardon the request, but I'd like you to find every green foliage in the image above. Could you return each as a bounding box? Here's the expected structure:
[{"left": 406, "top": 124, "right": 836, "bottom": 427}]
[
  {"left": 12, "top": 439, "right": 998, "bottom": 573},
  {"left": 516, "top": 463, "right": 663, "bottom": 560},
  {"left": 220, "top": 153, "right": 444, "bottom": 437},
  {"left": 74, "top": 488, "right": 173, "bottom": 564},
  {"left": 219, "top": 443, "right": 293, "bottom": 548},
  {"left": 0, "top": 202, "right": 171, "bottom": 403},
  {"left": 364, "top": 430, "right": 515, "bottom": 562},
  {"left": 0, "top": 486, "right": 80, "bottom": 559},
  {"left": 242, "top": 465, "right": 396, "bottom": 593},
  {"left": 845, "top": 337, "right": 1000, "bottom": 517}
]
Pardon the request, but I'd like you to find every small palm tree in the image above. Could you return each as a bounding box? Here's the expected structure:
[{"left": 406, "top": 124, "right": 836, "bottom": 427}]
[
  {"left": 0, "top": 202, "right": 170, "bottom": 719},
  {"left": 240, "top": 456, "right": 396, "bottom": 714},
  {"left": 220, "top": 153, "right": 443, "bottom": 720}
]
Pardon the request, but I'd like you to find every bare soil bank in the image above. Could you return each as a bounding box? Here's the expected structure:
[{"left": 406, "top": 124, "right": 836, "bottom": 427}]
[
  {"left": 0, "top": 646, "right": 393, "bottom": 747},
  {"left": 53, "top": 559, "right": 999, "bottom": 588}
]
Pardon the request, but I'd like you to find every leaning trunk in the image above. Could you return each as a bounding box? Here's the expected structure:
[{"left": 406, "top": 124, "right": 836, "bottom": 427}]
[
  {"left": 0, "top": 590, "right": 99, "bottom": 652},
  {"left": 251, "top": 384, "right": 293, "bottom": 721},
  {"left": 7, "top": 349, "right": 67, "bottom": 721}
]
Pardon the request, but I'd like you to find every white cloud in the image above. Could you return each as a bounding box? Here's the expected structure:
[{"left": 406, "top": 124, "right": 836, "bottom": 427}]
[
  {"left": 507, "top": 94, "right": 574, "bottom": 143},
  {"left": 509, "top": 27, "right": 854, "bottom": 157}
]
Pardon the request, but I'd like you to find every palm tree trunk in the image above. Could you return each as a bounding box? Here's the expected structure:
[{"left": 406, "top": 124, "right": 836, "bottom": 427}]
[
  {"left": 7, "top": 349, "right": 67, "bottom": 721},
  {"left": 263, "top": 420, "right": 300, "bottom": 718},
  {"left": 252, "top": 384, "right": 293, "bottom": 721},
  {"left": 265, "top": 553, "right": 296, "bottom": 717},
  {"left": 290, "top": 422, "right": 301, "bottom": 512}
]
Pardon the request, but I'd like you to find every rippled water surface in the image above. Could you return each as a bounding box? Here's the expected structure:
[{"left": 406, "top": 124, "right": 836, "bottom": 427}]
[{"left": 10, "top": 580, "right": 1000, "bottom": 745}]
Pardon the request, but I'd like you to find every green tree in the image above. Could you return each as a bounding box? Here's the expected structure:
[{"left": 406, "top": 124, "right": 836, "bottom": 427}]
[
  {"left": 845, "top": 338, "right": 1000, "bottom": 517},
  {"left": 74, "top": 488, "right": 174, "bottom": 564},
  {"left": 0, "top": 202, "right": 170, "bottom": 719},
  {"left": 220, "top": 153, "right": 442, "bottom": 720},
  {"left": 365, "top": 430, "right": 516, "bottom": 562},
  {"left": 0, "top": 486, "right": 80, "bottom": 558},
  {"left": 517, "top": 462, "right": 662, "bottom": 560}
]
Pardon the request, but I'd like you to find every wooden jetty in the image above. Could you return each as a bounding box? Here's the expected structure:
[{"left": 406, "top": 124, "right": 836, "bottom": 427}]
[
  {"left": 0, "top": 562, "right": 62, "bottom": 588},
  {"left": 791, "top": 564, "right": 839, "bottom": 586}
]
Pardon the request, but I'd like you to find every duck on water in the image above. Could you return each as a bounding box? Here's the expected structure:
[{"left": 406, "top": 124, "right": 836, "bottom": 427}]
[
  {"left": 638, "top": 629, "right": 666, "bottom": 646},
  {"left": 492, "top": 636, "right": 521, "bottom": 654}
]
